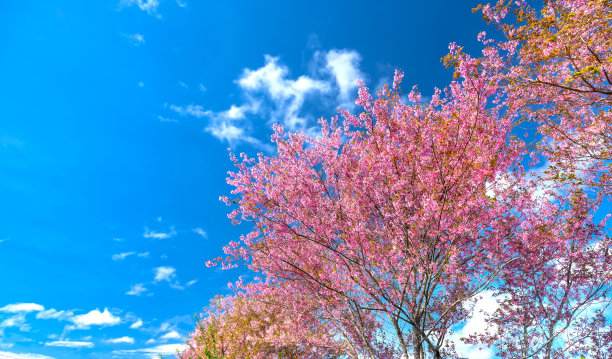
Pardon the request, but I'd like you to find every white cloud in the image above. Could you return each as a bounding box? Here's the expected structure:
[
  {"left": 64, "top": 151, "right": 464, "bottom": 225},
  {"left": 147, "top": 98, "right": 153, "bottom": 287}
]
[
  {"left": 112, "top": 237, "right": 124, "bottom": 242},
  {"left": 175, "top": 0, "right": 187, "bottom": 7},
  {"left": 166, "top": 49, "right": 366, "bottom": 148},
  {"left": 153, "top": 267, "right": 176, "bottom": 282},
  {"left": 206, "top": 119, "right": 246, "bottom": 143},
  {"left": 0, "top": 314, "right": 29, "bottom": 332},
  {"left": 130, "top": 319, "right": 143, "bottom": 329},
  {"left": 113, "top": 343, "right": 187, "bottom": 359},
  {"left": 169, "top": 283, "right": 185, "bottom": 290},
  {"left": 71, "top": 308, "right": 120, "bottom": 329},
  {"left": 36, "top": 309, "right": 73, "bottom": 321},
  {"left": 120, "top": 0, "right": 160, "bottom": 16},
  {"left": 237, "top": 55, "right": 329, "bottom": 130},
  {"left": 112, "top": 252, "right": 136, "bottom": 261},
  {"left": 169, "top": 104, "right": 211, "bottom": 118},
  {"left": 160, "top": 330, "right": 181, "bottom": 341},
  {"left": 449, "top": 291, "right": 499, "bottom": 359},
  {"left": 199, "top": 83, "right": 207, "bottom": 92},
  {"left": 44, "top": 341, "right": 94, "bottom": 348},
  {"left": 143, "top": 226, "right": 176, "bottom": 239},
  {"left": 0, "top": 351, "right": 54, "bottom": 359},
  {"left": 192, "top": 228, "right": 207, "bottom": 238},
  {"left": 324, "top": 49, "right": 363, "bottom": 105},
  {"left": 123, "top": 33, "right": 145, "bottom": 46},
  {"left": 105, "top": 336, "right": 135, "bottom": 344},
  {"left": 224, "top": 104, "right": 250, "bottom": 120},
  {"left": 170, "top": 102, "right": 261, "bottom": 144},
  {"left": 126, "top": 284, "right": 147, "bottom": 296},
  {"left": 0, "top": 303, "right": 44, "bottom": 313},
  {"left": 186, "top": 279, "right": 197, "bottom": 287},
  {"left": 137, "top": 252, "right": 150, "bottom": 258}
]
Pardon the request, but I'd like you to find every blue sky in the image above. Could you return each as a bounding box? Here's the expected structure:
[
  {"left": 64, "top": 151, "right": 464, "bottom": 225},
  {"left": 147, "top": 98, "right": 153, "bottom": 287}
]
[{"left": 0, "top": 1, "right": 508, "bottom": 358}]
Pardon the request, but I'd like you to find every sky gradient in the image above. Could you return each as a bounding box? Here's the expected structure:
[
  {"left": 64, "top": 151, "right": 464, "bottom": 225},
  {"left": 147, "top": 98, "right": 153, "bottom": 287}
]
[{"left": 0, "top": 1, "right": 508, "bottom": 358}]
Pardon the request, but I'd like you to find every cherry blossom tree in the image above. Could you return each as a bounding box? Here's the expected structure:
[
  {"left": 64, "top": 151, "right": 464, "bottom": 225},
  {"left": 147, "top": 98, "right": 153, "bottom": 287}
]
[
  {"left": 180, "top": 2, "right": 612, "bottom": 358},
  {"left": 210, "top": 55, "right": 540, "bottom": 357},
  {"left": 462, "top": 191, "right": 612, "bottom": 358},
  {"left": 476, "top": 0, "right": 612, "bottom": 202},
  {"left": 449, "top": 1, "right": 612, "bottom": 357},
  {"left": 180, "top": 283, "right": 342, "bottom": 359}
]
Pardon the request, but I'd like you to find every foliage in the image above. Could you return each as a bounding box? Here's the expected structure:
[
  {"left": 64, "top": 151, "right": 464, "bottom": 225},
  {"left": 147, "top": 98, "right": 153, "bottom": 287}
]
[
  {"left": 180, "top": 1, "right": 612, "bottom": 358},
  {"left": 477, "top": 0, "right": 612, "bottom": 202},
  {"left": 179, "top": 286, "right": 342, "bottom": 359}
]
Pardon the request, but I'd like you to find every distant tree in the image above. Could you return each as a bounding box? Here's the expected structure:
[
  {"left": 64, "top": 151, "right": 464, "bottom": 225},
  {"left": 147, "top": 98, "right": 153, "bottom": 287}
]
[{"left": 179, "top": 284, "right": 342, "bottom": 359}]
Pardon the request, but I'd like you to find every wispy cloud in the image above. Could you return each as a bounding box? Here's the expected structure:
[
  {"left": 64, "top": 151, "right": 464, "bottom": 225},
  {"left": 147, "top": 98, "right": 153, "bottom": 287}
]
[
  {"left": 112, "top": 251, "right": 148, "bottom": 260},
  {"left": 0, "top": 351, "right": 55, "bottom": 359},
  {"left": 192, "top": 228, "right": 207, "bottom": 238},
  {"left": 123, "top": 33, "right": 145, "bottom": 46},
  {"left": 105, "top": 336, "right": 135, "bottom": 344},
  {"left": 70, "top": 308, "right": 120, "bottom": 329},
  {"left": 0, "top": 303, "right": 44, "bottom": 313},
  {"left": 113, "top": 343, "right": 187, "bottom": 358},
  {"left": 153, "top": 267, "right": 176, "bottom": 282},
  {"left": 119, "top": 0, "right": 161, "bottom": 17},
  {"left": 185, "top": 279, "right": 197, "bottom": 287},
  {"left": 166, "top": 49, "right": 365, "bottom": 148},
  {"left": 0, "top": 314, "right": 29, "bottom": 333},
  {"left": 112, "top": 252, "right": 136, "bottom": 261},
  {"left": 36, "top": 309, "right": 73, "bottom": 321},
  {"left": 175, "top": 0, "right": 187, "bottom": 8},
  {"left": 130, "top": 319, "right": 143, "bottom": 329},
  {"left": 157, "top": 115, "right": 179, "bottom": 123},
  {"left": 323, "top": 49, "right": 363, "bottom": 107},
  {"left": 160, "top": 330, "right": 181, "bottom": 341},
  {"left": 44, "top": 340, "right": 94, "bottom": 348},
  {"left": 126, "top": 284, "right": 147, "bottom": 296},
  {"left": 143, "top": 226, "right": 176, "bottom": 239},
  {"left": 168, "top": 104, "right": 210, "bottom": 118},
  {"left": 237, "top": 55, "right": 329, "bottom": 131}
]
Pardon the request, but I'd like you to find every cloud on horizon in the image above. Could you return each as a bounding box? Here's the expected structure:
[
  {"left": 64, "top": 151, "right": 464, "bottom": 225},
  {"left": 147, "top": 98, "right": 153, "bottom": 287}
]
[
  {"left": 113, "top": 343, "right": 187, "bottom": 359},
  {"left": 44, "top": 340, "right": 94, "bottom": 348},
  {"left": 0, "top": 351, "right": 55, "bottom": 359}
]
